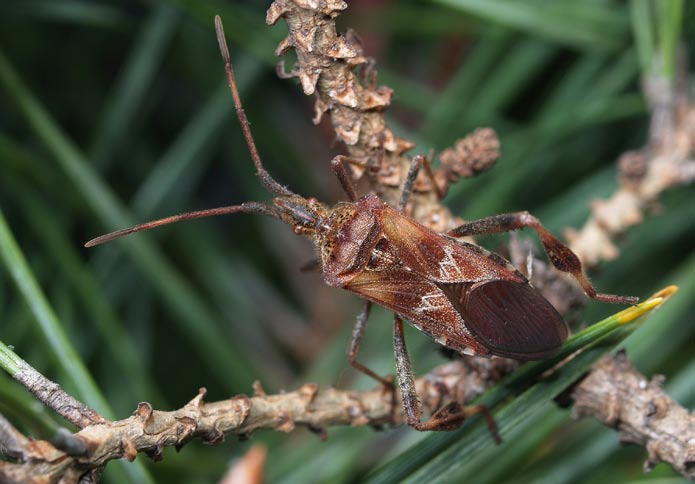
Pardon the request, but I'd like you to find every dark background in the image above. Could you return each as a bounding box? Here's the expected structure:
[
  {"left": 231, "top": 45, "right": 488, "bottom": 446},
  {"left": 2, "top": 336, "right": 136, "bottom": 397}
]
[{"left": 0, "top": 1, "right": 693, "bottom": 483}]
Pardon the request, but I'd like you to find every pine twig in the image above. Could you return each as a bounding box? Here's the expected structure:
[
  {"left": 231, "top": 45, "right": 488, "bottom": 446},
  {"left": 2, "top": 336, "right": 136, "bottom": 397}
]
[
  {"left": 4, "top": 324, "right": 694, "bottom": 482},
  {"left": 566, "top": 64, "right": 695, "bottom": 267},
  {"left": 573, "top": 351, "right": 695, "bottom": 479},
  {"left": 0, "top": 355, "right": 516, "bottom": 484},
  {"left": 267, "top": 0, "right": 499, "bottom": 232},
  {"left": 1, "top": 341, "right": 104, "bottom": 429}
]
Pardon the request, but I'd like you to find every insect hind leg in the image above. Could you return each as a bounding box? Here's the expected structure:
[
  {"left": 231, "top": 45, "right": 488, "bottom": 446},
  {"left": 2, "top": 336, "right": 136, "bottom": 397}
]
[
  {"left": 446, "top": 212, "right": 638, "bottom": 305},
  {"left": 393, "top": 316, "right": 500, "bottom": 440}
]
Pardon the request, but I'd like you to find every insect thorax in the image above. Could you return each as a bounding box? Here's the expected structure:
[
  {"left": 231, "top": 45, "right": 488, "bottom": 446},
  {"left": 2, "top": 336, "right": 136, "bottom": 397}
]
[{"left": 315, "top": 202, "right": 384, "bottom": 287}]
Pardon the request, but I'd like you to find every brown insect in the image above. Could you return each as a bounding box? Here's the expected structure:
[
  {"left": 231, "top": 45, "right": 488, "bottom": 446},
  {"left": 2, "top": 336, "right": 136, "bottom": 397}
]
[{"left": 86, "top": 16, "right": 637, "bottom": 436}]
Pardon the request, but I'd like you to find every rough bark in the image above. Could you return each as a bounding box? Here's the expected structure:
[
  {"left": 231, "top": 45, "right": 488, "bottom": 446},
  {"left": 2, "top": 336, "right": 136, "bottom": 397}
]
[{"left": 573, "top": 351, "right": 695, "bottom": 479}]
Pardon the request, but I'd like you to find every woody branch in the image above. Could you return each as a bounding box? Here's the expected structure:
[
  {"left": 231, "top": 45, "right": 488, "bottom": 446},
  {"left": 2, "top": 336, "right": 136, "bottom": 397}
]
[
  {"left": 573, "top": 351, "right": 695, "bottom": 478},
  {"left": 566, "top": 61, "right": 695, "bottom": 267},
  {"left": 267, "top": 0, "right": 500, "bottom": 233},
  {"left": 3, "top": 342, "right": 693, "bottom": 482},
  {"left": 0, "top": 352, "right": 515, "bottom": 483}
]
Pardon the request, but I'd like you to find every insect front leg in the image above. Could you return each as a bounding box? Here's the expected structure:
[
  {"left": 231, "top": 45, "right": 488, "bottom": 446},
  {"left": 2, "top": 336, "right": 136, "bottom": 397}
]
[
  {"left": 393, "top": 316, "right": 500, "bottom": 440},
  {"left": 331, "top": 156, "right": 359, "bottom": 202},
  {"left": 417, "top": 152, "right": 446, "bottom": 200},
  {"left": 332, "top": 154, "right": 385, "bottom": 202},
  {"left": 398, "top": 155, "right": 424, "bottom": 211},
  {"left": 446, "top": 212, "right": 638, "bottom": 305},
  {"left": 348, "top": 301, "right": 393, "bottom": 388},
  {"left": 398, "top": 153, "right": 446, "bottom": 211}
]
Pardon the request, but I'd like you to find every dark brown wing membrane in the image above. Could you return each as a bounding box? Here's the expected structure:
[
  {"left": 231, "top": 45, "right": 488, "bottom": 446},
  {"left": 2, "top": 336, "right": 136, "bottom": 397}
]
[{"left": 439, "top": 280, "right": 568, "bottom": 360}]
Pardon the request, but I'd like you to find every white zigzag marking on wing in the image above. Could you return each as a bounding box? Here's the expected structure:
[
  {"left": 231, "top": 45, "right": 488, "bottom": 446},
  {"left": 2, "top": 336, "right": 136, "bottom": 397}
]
[
  {"left": 415, "top": 292, "right": 444, "bottom": 315},
  {"left": 438, "top": 244, "right": 462, "bottom": 279}
]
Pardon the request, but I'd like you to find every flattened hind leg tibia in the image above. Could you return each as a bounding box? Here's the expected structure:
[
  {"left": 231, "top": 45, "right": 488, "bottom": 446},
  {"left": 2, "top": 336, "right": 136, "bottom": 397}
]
[
  {"left": 446, "top": 211, "right": 638, "bottom": 305},
  {"left": 393, "top": 316, "right": 501, "bottom": 441}
]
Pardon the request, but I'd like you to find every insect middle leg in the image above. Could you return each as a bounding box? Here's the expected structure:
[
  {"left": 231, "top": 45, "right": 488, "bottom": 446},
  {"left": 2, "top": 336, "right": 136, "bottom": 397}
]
[
  {"left": 398, "top": 154, "right": 444, "bottom": 211},
  {"left": 393, "top": 315, "right": 500, "bottom": 440},
  {"left": 347, "top": 301, "right": 393, "bottom": 388},
  {"left": 446, "top": 212, "right": 637, "bottom": 304},
  {"left": 332, "top": 155, "right": 382, "bottom": 202}
]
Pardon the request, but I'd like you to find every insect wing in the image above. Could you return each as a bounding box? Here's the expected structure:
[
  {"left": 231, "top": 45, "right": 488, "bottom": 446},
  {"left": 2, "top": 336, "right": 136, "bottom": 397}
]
[
  {"left": 347, "top": 269, "right": 443, "bottom": 318},
  {"left": 379, "top": 206, "right": 524, "bottom": 284},
  {"left": 439, "top": 280, "right": 568, "bottom": 360},
  {"left": 346, "top": 269, "right": 488, "bottom": 355},
  {"left": 379, "top": 206, "right": 567, "bottom": 360}
]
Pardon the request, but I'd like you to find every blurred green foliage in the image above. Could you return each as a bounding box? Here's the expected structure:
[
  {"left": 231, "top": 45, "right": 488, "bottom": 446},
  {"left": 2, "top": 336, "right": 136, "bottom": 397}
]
[{"left": 0, "top": 1, "right": 692, "bottom": 483}]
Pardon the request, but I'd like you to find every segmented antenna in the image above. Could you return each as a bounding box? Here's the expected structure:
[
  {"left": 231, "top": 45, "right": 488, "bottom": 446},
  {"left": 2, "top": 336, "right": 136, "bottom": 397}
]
[
  {"left": 84, "top": 202, "right": 280, "bottom": 247},
  {"left": 84, "top": 16, "right": 293, "bottom": 248},
  {"left": 85, "top": 206, "right": 245, "bottom": 247},
  {"left": 214, "top": 15, "right": 292, "bottom": 197}
]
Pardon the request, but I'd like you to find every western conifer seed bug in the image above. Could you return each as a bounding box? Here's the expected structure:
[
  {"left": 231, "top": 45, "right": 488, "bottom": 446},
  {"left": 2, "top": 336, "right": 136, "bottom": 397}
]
[{"left": 86, "top": 16, "right": 638, "bottom": 437}]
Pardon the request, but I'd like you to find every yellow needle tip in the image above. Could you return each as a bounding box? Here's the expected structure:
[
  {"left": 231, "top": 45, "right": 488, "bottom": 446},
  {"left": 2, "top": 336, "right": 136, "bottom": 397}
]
[{"left": 615, "top": 285, "right": 678, "bottom": 325}]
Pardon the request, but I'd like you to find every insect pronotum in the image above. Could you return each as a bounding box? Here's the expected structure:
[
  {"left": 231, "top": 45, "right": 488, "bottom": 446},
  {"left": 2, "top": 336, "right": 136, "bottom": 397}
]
[{"left": 86, "top": 16, "right": 638, "bottom": 436}]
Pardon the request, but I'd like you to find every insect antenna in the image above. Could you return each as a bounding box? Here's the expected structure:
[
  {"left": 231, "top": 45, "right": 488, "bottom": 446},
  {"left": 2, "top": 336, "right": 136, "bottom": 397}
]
[
  {"left": 85, "top": 16, "right": 299, "bottom": 249},
  {"left": 214, "top": 15, "right": 293, "bottom": 197},
  {"left": 84, "top": 202, "right": 280, "bottom": 247}
]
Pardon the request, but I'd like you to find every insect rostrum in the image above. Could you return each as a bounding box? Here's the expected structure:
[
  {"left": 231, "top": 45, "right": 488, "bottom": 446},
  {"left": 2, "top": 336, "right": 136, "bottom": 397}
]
[{"left": 86, "top": 16, "right": 638, "bottom": 434}]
